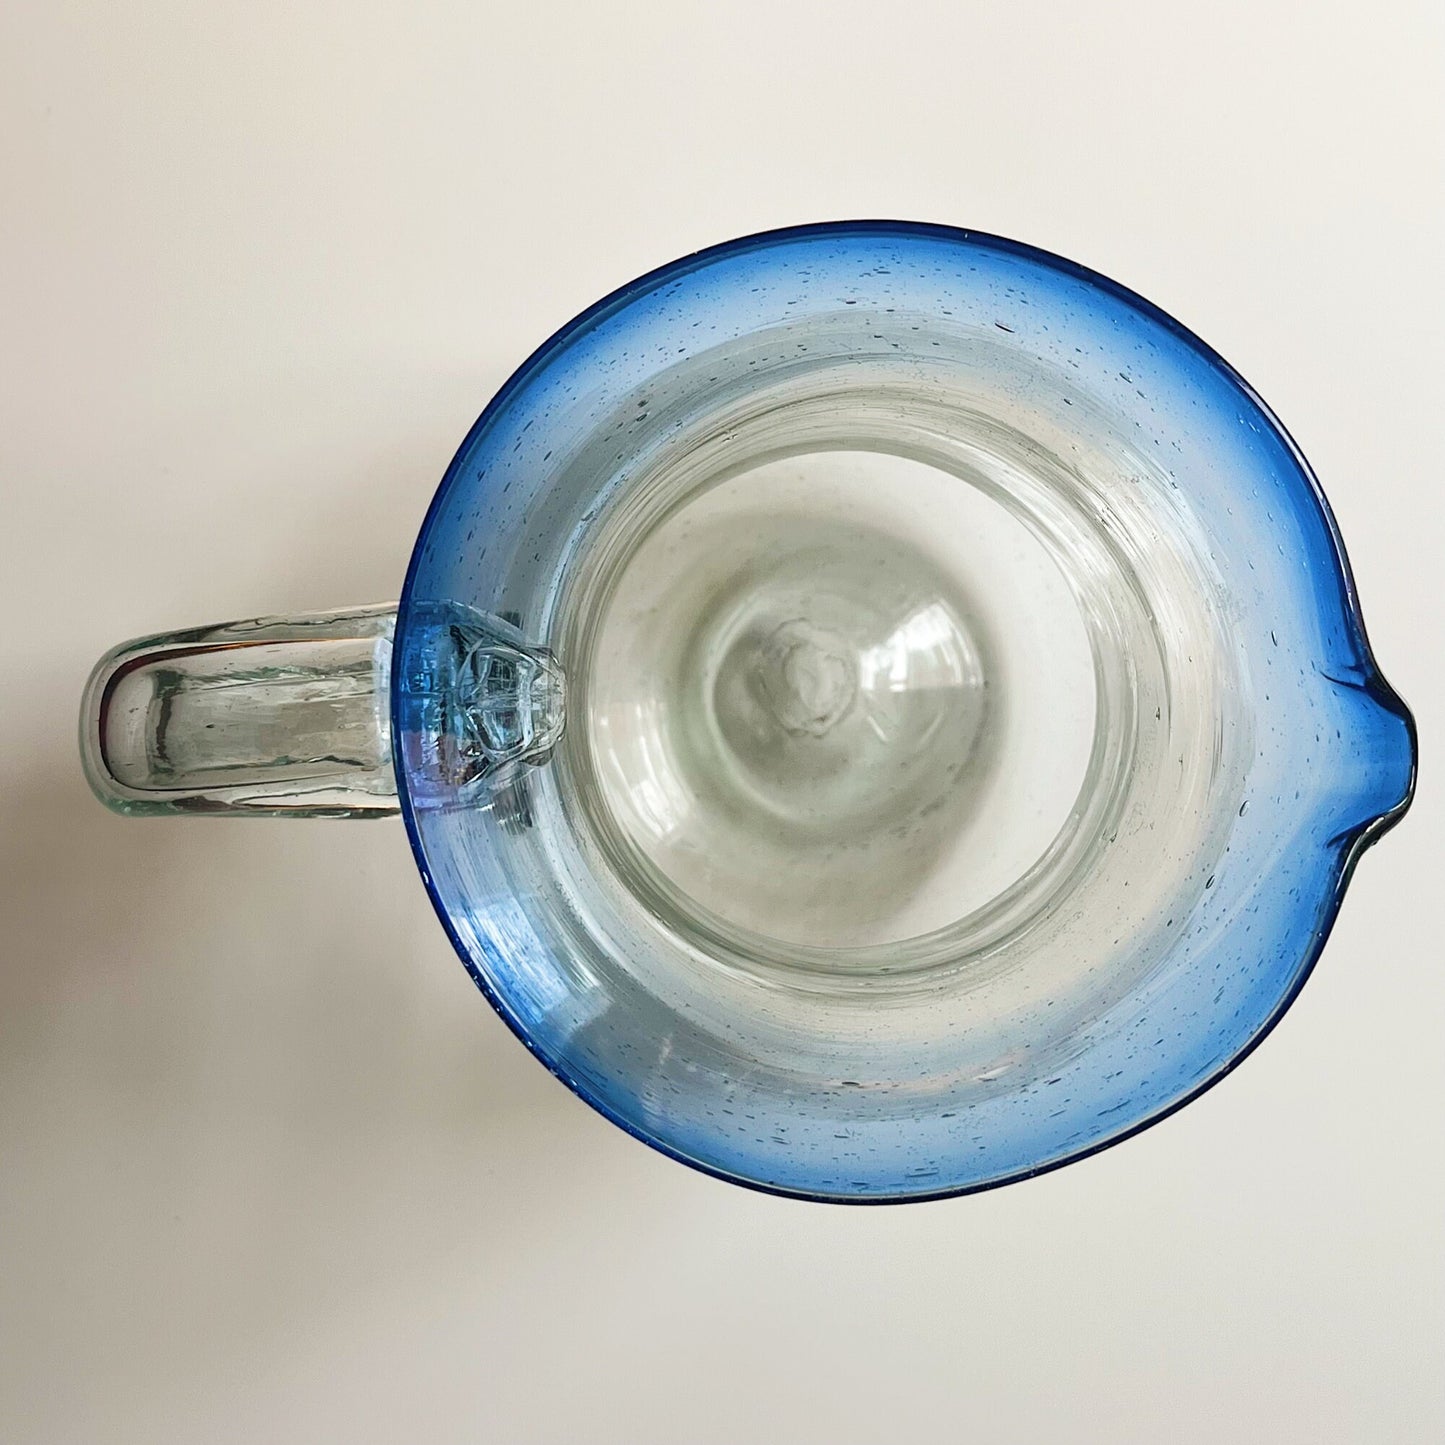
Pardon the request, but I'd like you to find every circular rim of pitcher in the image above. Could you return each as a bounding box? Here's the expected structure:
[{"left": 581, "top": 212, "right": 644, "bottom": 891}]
[{"left": 392, "top": 220, "right": 1416, "bottom": 1204}]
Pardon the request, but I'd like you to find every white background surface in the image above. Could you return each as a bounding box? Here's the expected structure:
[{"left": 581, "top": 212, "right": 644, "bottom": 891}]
[{"left": 2, "top": 4, "right": 1442, "bottom": 1441}]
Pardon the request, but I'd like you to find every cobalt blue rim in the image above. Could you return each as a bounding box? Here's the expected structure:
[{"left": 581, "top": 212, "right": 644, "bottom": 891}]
[{"left": 391, "top": 220, "right": 1417, "bottom": 1203}]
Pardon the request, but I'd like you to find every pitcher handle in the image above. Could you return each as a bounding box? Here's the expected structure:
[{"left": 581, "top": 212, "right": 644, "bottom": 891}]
[{"left": 80, "top": 605, "right": 400, "bottom": 818}]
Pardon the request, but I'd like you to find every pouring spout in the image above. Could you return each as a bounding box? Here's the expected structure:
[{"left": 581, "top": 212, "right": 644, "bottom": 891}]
[{"left": 1320, "top": 661, "right": 1416, "bottom": 857}]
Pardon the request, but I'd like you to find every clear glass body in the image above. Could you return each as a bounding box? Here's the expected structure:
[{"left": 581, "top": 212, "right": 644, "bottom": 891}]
[{"left": 82, "top": 223, "right": 1416, "bottom": 1201}]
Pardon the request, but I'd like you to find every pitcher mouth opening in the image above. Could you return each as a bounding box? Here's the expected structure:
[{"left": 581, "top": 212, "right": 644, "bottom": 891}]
[{"left": 549, "top": 350, "right": 1247, "bottom": 995}]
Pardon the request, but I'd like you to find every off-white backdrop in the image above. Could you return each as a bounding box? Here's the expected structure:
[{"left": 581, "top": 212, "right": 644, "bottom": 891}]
[{"left": 2, "top": 5, "right": 1441, "bottom": 1442}]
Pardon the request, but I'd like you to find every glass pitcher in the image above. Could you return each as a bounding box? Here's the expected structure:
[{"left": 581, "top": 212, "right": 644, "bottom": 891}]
[{"left": 80, "top": 222, "right": 1416, "bottom": 1201}]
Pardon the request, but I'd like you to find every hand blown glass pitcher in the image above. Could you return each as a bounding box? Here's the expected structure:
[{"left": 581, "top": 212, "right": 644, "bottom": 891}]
[{"left": 81, "top": 222, "right": 1416, "bottom": 1201}]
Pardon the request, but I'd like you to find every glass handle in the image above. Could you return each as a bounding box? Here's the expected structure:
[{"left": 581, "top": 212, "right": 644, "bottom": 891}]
[
  {"left": 80, "top": 601, "right": 568, "bottom": 820},
  {"left": 80, "top": 605, "right": 401, "bottom": 818}
]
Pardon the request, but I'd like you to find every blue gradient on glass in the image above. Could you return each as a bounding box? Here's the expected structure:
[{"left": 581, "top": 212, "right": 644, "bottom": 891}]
[{"left": 392, "top": 222, "right": 1415, "bottom": 1201}]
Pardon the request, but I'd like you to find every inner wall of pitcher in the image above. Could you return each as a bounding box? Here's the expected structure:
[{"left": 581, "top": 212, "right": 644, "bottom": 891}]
[{"left": 546, "top": 338, "right": 1249, "bottom": 987}]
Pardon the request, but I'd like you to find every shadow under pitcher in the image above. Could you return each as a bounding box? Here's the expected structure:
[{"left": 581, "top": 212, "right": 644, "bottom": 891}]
[{"left": 81, "top": 223, "right": 1416, "bottom": 1202}]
